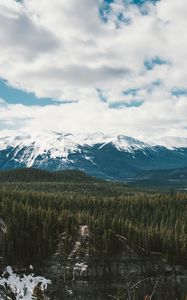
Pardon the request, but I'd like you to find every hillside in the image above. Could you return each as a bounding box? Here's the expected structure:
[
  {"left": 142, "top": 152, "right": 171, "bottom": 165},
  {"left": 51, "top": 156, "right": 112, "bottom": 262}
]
[
  {"left": 131, "top": 167, "right": 187, "bottom": 187},
  {"left": 0, "top": 168, "right": 96, "bottom": 183},
  {"left": 0, "top": 174, "right": 186, "bottom": 269}
]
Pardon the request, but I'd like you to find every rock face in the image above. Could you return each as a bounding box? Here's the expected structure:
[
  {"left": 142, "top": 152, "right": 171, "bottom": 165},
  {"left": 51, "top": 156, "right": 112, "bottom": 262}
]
[
  {"left": 50, "top": 225, "right": 90, "bottom": 283},
  {"left": 46, "top": 226, "right": 187, "bottom": 300},
  {"left": 0, "top": 218, "right": 6, "bottom": 233},
  {"left": 1, "top": 133, "right": 187, "bottom": 180},
  {"left": 0, "top": 218, "right": 6, "bottom": 258}
]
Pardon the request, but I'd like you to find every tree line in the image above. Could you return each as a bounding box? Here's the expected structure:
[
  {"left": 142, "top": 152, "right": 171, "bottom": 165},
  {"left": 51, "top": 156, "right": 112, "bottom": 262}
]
[{"left": 0, "top": 179, "right": 186, "bottom": 266}]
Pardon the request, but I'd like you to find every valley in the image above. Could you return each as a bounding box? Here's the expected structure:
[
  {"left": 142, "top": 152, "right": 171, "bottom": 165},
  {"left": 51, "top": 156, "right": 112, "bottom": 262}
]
[{"left": 0, "top": 169, "right": 186, "bottom": 299}]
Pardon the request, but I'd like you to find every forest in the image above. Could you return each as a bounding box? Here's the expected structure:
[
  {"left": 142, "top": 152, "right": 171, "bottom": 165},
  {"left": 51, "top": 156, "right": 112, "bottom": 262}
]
[{"left": 0, "top": 168, "right": 186, "bottom": 268}]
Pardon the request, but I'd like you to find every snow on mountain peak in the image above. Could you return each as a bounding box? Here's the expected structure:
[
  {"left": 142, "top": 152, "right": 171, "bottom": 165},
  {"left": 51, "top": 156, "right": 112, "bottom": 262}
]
[
  {"left": 112, "top": 135, "right": 148, "bottom": 152},
  {"left": 1, "top": 132, "right": 187, "bottom": 168},
  {"left": 0, "top": 132, "right": 112, "bottom": 167},
  {"left": 0, "top": 133, "right": 149, "bottom": 166}
]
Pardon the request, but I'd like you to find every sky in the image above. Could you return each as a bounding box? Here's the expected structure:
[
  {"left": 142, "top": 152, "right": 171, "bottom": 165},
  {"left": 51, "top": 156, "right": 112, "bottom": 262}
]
[{"left": 0, "top": 0, "right": 187, "bottom": 140}]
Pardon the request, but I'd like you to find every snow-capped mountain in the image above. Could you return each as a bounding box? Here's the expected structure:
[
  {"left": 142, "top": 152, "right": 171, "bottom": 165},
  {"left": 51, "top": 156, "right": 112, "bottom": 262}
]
[{"left": 1, "top": 132, "right": 187, "bottom": 180}]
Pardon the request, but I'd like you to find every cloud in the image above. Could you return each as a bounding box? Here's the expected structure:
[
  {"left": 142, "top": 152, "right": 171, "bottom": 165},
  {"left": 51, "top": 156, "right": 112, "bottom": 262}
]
[
  {"left": 0, "top": 98, "right": 6, "bottom": 105},
  {"left": 1, "top": 93, "right": 187, "bottom": 141},
  {"left": 0, "top": 1, "right": 59, "bottom": 58},
  {"left": 0, "top": 0, "right": 187, "bottom": 139}
]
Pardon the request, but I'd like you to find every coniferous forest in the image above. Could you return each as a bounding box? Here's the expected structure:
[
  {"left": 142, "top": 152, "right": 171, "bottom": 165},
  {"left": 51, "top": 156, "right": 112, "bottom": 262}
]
[{"left": 0, "top": 168, "right": 186, "bottom": 269}]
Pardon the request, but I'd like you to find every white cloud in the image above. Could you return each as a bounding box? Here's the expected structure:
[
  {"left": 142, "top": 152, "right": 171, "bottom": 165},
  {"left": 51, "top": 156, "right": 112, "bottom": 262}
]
[
  {"left": 0, "top": 98, "right": 6, "bottom": 104},
  {"left": 0, "top": 0, "right": 187, "bottom": 139}
]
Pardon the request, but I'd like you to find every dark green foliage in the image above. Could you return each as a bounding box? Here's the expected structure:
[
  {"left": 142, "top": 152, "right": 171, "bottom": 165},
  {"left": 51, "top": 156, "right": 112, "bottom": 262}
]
[
  {"left": 0, "top": 169, "right": 186, "bottom": 266},
  {"left": 0, "top": 168, "right": 96, "bottom": 183},
  {"left": 131, "top": 167, "right": 187, "bottom": 188}
]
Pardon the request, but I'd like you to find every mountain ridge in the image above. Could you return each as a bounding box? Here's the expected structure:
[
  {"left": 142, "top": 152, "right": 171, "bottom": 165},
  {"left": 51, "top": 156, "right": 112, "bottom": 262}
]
[{"left": 1, "top": 132, "right": 187, "bottom": 180}]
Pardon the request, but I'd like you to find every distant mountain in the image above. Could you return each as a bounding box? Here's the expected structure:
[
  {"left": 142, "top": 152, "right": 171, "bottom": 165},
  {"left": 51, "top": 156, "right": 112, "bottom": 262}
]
[
  {"left": 130, "top": 167, "right": 187, "bottom": 187},
  {"left": 1, "top": 132, "right": 187, "bottom": 180}
]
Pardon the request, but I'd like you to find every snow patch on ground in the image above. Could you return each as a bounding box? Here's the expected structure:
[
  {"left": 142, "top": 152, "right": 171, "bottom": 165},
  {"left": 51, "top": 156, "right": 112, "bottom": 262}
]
[{"left": 0, "top": 266, "right": 51, "bottom": 300}]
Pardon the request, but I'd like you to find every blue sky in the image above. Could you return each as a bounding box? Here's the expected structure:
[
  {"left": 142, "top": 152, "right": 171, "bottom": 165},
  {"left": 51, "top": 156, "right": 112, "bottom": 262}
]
[
  {"left": 0, "top": 80, "right": 53, "bottom": 106},
  {"left": 104, "top": 0, "right": 159, "bottom": 5},
  {"left": 0, "top": 0, "right": 187, "bottom": 140}
]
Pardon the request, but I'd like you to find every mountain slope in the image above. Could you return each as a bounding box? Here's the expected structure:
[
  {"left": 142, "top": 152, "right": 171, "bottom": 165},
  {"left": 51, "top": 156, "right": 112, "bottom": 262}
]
[
  {"left": 135, "top": 167, "right": 187, "bottom": 181},
  {"left": 1, "top": 132, "right": 187, "bottom": 180}
]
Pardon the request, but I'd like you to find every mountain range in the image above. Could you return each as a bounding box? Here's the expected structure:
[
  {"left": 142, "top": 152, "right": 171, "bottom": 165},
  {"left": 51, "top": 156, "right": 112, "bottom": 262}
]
[{"left": 1, "top": 132, "right": 187, "bottom": 181}]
